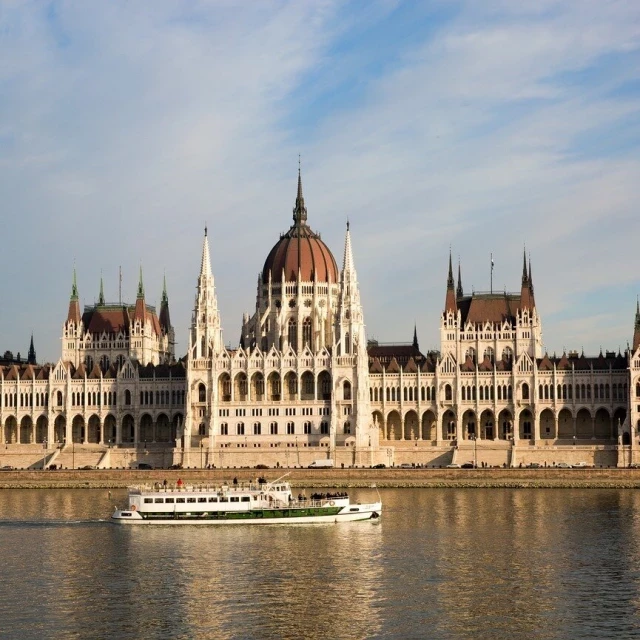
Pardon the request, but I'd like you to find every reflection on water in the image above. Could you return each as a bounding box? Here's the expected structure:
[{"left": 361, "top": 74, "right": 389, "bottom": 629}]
[{"left": 1, "top": 488, "right": 640, "bottom": 639}]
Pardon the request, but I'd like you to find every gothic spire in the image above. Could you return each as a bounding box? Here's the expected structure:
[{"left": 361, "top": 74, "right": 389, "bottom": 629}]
[
  {"left": 445, "top": 249, "right": 457, "bottom": 313},
  {"left": 292, "top": 164, "right": 308, "bottom": 226},
  {"left": 162, "top": 273, "right": 168, "bottom": 305},
  {"left": 447, "top": 250, "right": 455, "bottom": 290},
  {"left": 528, "top": 255, "right": 534, "bottom": 294},
  {"left": 98, "top": 274, "right": 105, "bottom": 305},
  {"left": 456, "top": 259, "right": 463, "bottom": 298},
  {"left": 342, "top": 220, "right": 356, "bottom": 275},
  {"left": 67, "top": 266, "right": 81, "bottom": 324},
  {"left": 28, "top": 333, "right": 36, "bottom": 365},
  {"left": 71, "top": 266, "right": 78, "bottom": 301},
  {"left": 413, "top": 323, "right": 419, "bottom": 350},
  {"left": 200, "top": 225, "right": 212, "bottom": 281},
  {"left": 521, "top": 247, "right": 529, "bottom": 286},
  {"left": 137, "top": 266, "right": 145, "bottom": 299},
  {"left": 159, "top": 273, "right": 171, "bottom": 332}
]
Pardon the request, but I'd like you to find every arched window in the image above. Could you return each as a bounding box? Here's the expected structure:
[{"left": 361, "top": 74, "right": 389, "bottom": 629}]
[
  {"left": 253, "top": 422, "right": 261, "bottom": 435},
  {"left": 237, "top": 422, "right": 245, "bottom": 435},
  {"left": 502, "top": 347, "right": 513, "bottom": 363},
  {"left": 445, "top": 384, "right": 452, "bottom": 401},
  {"left": 303, "top": 421, "right": 311, "bottom": 434},
  {"left": 344, "top": 421, "right": 351, "bottom": 434},
  {"left": 125, "top": 389, "right": 132, "bottom": 405},
  {"left": 198, "top": 383, "right": 206, "bottom": 403},
  {"left": 343, "top": 381, "right": 352, "bottom": 401},
  {"left": 466, "top": 347, "right": 476, "bottom": 364},
  {"left": 302, "top": 317, "right": 312, "bottom": 349},
  {"left": 57, "top": 391, "right": 63, "bottom": 406},
  {"left": 288, "top": 318, "right": 297, "bottom": 351},
  {"left": 386, "top": 388, "right": 390, "bottom": 402},
  {"left": 403, "top": 387, "right": 408, "bottom": 402},
  {"left": 345, "top": 332, "right": 351, "bottom": 354},
  {"left": 484, "top": 347, "right": 494, "bottom": 364},
  {"left": 462, "top": 387, "right": 467, "bottom": 402},
  {"left": 522, "top": 383, "right": 529, "bottom": 401},
  {"left": 220, "top": 422, "right": 228, "bottom": 435}
]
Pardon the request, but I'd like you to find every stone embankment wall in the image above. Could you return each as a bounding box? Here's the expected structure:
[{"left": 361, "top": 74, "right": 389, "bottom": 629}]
[{"left": 2, "top": 468, "right": 640, "bottom": 489}]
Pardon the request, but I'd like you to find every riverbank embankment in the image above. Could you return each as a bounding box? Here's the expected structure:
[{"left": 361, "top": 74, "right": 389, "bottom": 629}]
[{"left": 2, "top": 468, "right": 640, "bottom": 489}]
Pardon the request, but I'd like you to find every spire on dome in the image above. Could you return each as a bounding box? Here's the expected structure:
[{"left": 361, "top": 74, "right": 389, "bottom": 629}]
[
  {"left": 413, "top": 323, "right": 419, "bottom": 350},
  {"left": 98, "top": 274, "right": 105, "bottom": 305},
  {"left": 456, "top": 259, "right": 463, "bottom": 298},
  {"left": 137, "top": 266, "right": 145, "bottom": 299},
  {"left": 292, "top": 163, "right": 308, "bottom": 226}
]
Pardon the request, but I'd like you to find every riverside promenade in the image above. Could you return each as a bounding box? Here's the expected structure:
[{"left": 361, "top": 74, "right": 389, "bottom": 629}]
[{"left": 2, "top": 468, "right": 640, "bottom": 489}]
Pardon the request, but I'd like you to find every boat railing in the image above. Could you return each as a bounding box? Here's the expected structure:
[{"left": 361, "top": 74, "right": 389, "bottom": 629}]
[{"left": 129, "top": 481, "right": 289, "bottom": 494}]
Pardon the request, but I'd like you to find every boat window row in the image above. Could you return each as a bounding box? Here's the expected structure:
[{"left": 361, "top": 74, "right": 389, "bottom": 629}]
[{"left": 143, "top": 496, "right": 253, "bottom": 504}]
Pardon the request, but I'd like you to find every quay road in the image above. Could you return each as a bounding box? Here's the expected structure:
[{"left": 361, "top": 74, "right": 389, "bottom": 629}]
[{"left": 2, "top": 467, "right": 640, "bottom": 489}]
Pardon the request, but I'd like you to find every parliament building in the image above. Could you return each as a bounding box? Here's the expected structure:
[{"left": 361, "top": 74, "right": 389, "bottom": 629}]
[{"left": 1, "top": 172, "right": 640, "bottom": 469}]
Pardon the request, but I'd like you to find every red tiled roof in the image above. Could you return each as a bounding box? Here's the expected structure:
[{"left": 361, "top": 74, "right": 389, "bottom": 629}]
[{"left": 457, "top": 294, "right": 523, "bottom": 325}]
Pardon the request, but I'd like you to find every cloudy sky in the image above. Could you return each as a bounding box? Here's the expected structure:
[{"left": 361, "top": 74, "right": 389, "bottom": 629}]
[{"left": 1, "top": 0, "right": 639, "bottom": 363}]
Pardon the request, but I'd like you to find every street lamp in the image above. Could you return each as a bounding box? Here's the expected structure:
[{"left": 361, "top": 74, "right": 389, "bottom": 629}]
[
  {"left": 43, "top": 438, "right": 47, "bottom": 470},
  {"left": 471, "top": 434, "right": 477, "bottom": 468},
  {"left": 200, "top": 441, "right": 204, "bottom": 469}
]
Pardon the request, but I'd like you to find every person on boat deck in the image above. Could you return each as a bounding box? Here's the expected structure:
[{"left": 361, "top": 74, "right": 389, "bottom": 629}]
[
  {"left": 177, "top": 478, "right": 184, "bottom": 489},
  {"left": 233, "top": 477, "right": 238, "bottom": 486}
]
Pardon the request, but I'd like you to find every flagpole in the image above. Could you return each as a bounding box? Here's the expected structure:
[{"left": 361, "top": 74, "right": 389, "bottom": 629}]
[{"left": 490, "top": 253, "right": 493, "bottom": 294}]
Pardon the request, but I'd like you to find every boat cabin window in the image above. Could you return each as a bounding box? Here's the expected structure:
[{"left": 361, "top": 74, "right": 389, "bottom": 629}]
[
  {"left": 154, "top": 498, "right": 164, "bottom": 503},
  {"left": 230, "top": 497, "right": 239, "bottom": 502},
  {"left": 165, "top": 498, "right": 174, "bottom": 503},
  {"left": 144, "top": 498, "right": 153, "bottom": 503},
  {"left": 252, "top": 496, "right": 258, "bottom": 501},
  {"left": 241, "top": 497, "right": 250, "bottom": 502},
  {"left": 208, "top": 497, "right": 218, "bottom": 502},
  {"left": 187, "top": 498, "right": 196, "bottom": 503},
  {"left": 176, "top": 498, "right": 185, "bottom": 503},
  {"left": 198, "top": 497, "right": 207, "bottom": 503},
  {"left": 220, "top": 497, "right": 228, "bottom": 502}
]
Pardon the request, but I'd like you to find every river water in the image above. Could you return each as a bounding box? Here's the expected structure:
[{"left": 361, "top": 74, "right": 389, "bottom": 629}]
[{"left": 1, "top": 487, "right": 639, "bottom": 639}]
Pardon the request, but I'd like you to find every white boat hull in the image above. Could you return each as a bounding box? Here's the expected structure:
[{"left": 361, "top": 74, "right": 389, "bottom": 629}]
[{"left": 111, "top": 502, "right": 382, "bottom": 525}]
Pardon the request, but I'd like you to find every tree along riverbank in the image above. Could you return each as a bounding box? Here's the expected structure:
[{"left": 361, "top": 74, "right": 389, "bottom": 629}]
[{"left": 2, "top": 468, "right": 640, "bottom": 489}]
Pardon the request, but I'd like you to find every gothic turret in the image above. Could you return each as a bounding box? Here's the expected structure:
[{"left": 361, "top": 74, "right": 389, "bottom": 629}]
[
  {"left": 159, "top": 274, "right": 171, "bottom": 333},
  {"left": 134, "top": 266, "right": 146, "bottom": 321}
]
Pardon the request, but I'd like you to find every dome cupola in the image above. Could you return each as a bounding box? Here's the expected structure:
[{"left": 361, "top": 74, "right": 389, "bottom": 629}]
[{"left": 261, "top": 170, "right": 338, "bottom": 284}]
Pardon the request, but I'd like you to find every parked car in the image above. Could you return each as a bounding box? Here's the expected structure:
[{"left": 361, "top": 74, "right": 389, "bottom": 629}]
[
  {"left": 572, "top": 461, "right": 588, "bottom": 468},
  {"left": 255, "top": 464, "right": 269, "bottom": 469},
  {"left": 372, "top": 463, "right": 386, "bottom": 469},
  {"left": 169, "top": 464, "right": 183, "bottom": 470},
  {"left": 461, "top": 462, "right": 475, "bottom": 469},
  {"left": 446, "top": 463, "right": 461, "bottom": 469},
  {"left": 137, "top": 463, "right": 154, "bottom": 470},
  {"left": 527, "top": 463, "right": 541, "bottom": 469},
  {"left": 0, "top": 465, "right": 15, "bottom": 471},
  {"left": 399, "top": 463, "right": 413, "bottom": 468},
  {"left": 80, "top": 465, "right": 96, "bottom": 470},
  {"left": 556, "top": 462, "right": 571, "bottom": 468}
]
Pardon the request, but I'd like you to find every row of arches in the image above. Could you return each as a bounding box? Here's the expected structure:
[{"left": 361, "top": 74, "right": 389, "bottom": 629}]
[
  {"left": 2, "top": 392, "right": 49, "bottom": 409},
  {"left": 539, "top": 382, "right": 627, "bottom": 401},
  {"left": 212, "top": 371, "right": 333, "bottom": 403},
  {"left": 2, "top": 413, "right": 183, "bottom": 445},
  {"left": 374, "top": 406, "right": 626, "bottom": 442}
]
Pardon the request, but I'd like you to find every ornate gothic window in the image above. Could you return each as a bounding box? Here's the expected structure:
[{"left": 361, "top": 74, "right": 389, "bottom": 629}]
[{"left": 302, "top": 317, "right": 312, "bottom": 349}]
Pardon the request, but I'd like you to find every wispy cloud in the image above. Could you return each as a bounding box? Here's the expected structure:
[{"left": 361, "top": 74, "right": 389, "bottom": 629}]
[{"left": 0, "top": 0, "right": 639, "bottom": 360}]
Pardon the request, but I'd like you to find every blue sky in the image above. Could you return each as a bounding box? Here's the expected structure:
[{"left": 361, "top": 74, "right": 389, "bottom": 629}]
[{"left": 1, "top": 0, "right": 639, "bottom": 362}]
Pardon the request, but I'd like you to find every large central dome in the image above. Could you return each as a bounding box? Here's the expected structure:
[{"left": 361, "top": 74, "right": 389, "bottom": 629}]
[{"left": 262, "top": 172, "right": 339, "bottom": 285}]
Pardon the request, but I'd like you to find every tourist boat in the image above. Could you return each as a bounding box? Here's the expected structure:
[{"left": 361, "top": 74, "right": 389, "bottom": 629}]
[{"left": 111, "top": 475, "right": 382, "bottom": 525}]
